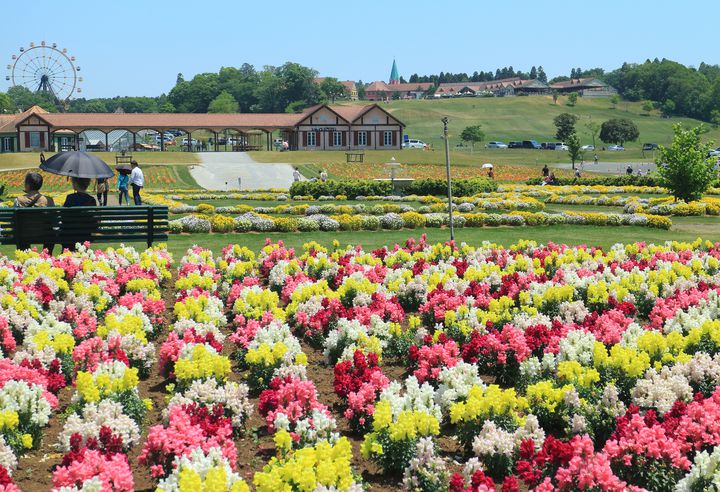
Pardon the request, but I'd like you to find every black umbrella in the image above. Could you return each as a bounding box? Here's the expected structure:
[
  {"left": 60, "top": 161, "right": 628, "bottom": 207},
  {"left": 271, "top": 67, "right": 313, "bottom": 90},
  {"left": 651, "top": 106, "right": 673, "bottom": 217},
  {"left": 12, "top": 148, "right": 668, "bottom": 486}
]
[{"left": 39, "top": 151, "right": 114, "bottom": 179}]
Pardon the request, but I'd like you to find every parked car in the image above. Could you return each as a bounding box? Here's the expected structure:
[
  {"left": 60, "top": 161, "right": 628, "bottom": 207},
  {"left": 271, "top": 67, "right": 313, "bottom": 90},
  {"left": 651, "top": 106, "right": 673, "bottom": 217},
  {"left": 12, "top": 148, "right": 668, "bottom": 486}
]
[
  {"left": 708, "top": 148, "right": 720, "bottom": 157},
  {"left": 642, "top": 143, "right": 659, "bottom": 151},
  {"left": 540, "top": 142, "right": 556, "bottom": 150},
  {"left": 554, "top": 143, "right": 569, "bottom": 151},
  {"left": 485, "top": 141, "right": 508, "bottom": 149},
  {"left": 608, "top": 145, "right": 625, "bottom": 151},
  {"left": 508, "top": 141, "right": 523, "bottom": 149},
  {"left": 182, "top": 138, "right": 198, "bottom": 146},
  {"left": 521, "top": 140, "right": 541, "bottom": 149},
  {"left": 581, "top": 144, "right": 595, "bottom": 151},
  {"left": 402, "top": 139, "right": 427, "bottom": 149}
]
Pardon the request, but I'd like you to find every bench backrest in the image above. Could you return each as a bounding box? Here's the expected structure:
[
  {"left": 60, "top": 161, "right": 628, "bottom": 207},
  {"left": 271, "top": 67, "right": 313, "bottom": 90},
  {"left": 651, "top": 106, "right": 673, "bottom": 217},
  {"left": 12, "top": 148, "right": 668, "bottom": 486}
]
[{"left": 0, "top": 206, "right": 169, "bottom": 247}]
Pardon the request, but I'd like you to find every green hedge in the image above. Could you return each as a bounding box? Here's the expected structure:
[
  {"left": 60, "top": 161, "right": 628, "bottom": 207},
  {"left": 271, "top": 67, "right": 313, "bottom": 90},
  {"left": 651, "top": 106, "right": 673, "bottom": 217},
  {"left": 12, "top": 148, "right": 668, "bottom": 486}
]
[
  {"left": 289, "top": 180, "right": 393, "bottom": 199},
  {"left": 405, "top": 177, "right": 498, "bottom": 196}
]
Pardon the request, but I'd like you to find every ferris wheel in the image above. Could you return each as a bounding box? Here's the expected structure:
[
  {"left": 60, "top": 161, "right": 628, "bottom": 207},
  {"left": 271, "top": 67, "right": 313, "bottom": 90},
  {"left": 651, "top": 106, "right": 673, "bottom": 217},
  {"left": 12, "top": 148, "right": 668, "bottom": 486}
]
[{"left": 5, "top": 41, "right": 82, "bottom": 102}]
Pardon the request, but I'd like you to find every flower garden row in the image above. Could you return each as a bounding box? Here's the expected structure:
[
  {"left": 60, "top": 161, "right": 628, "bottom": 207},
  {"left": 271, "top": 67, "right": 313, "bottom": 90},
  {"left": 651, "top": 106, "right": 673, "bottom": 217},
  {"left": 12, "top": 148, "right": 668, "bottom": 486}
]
[
  {"left": 4, "top": 237, "right": 720, "bottom": 490},
  {"left": 0, "top": 244, "right": 172, "bottom": 491},
  {"left": 167, "top": 210, "right": 672, "bottom": 234}
]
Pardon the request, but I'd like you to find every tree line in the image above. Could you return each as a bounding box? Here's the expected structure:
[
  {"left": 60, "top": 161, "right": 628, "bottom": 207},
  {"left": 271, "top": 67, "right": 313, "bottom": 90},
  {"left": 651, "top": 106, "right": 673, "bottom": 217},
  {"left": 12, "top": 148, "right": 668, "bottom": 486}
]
[{"left": 2, "top": 58, "right": 720, "bottom": 125}]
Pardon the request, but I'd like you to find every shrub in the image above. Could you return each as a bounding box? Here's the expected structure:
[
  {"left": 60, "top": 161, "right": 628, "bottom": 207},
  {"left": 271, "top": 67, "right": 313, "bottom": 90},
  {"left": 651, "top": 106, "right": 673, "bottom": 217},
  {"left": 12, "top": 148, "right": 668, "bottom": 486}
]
[
  {"left": 234, "top": 218, "right": 252, "bottom": 232},
  {"left": 168, "top": 220, "right": 183, "bottom": 234},
  {"left": 196, "top": 203, "right": 216, "bottom": 215},
  {"left": 335, "top": 214, "right": 364, "bottom": 231},
  {"left": 298, "top": 218, "right": 321, "bottom": 232},
  {"left": 289, "top": 180, "right": 393, "bottom": 199},
  {"left": 400, "top": 212, "right": 426, "bottom": 229},
  {"left": 274, "top": 217, "right": 300, "bottom": 232},
  {"left": 361, "top": 215, "right": 380, "bottom": 230},
  {"left": 405, "top": 177, "right": 497, "bottom": 196},
  {"left": 210, "top": 215, "right": 236, "bottom": 233},
  {"left": 380, "top": 213, "right": 404, "bottom": 230}
]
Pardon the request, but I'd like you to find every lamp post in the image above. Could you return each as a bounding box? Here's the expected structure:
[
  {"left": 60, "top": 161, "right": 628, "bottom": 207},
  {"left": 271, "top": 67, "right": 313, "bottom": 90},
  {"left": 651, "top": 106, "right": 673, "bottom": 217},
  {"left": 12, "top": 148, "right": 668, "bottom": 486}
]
[{"left": 442, "top": 117, "right": 454, "bottom": 241}]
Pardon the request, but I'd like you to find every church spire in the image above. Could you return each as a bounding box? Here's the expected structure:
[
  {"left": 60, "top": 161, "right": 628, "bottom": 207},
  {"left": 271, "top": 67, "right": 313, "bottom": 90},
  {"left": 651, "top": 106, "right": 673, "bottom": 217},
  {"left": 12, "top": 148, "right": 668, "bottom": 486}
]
[{"left": 389, "top": 59, "right": 400, "bottom": 85}]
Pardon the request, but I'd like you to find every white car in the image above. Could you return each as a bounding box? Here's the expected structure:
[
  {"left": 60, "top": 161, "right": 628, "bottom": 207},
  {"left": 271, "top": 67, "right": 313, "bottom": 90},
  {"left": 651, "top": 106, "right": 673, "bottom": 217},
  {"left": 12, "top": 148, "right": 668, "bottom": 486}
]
[
  {"left": 182, "top": 138, "right": 198, "bottom": 146},
  {"left": 554, "top": 143, "right": 569, "bottom": 151},
  {"left": 485, "top": 141, "right": 508, "bottom": 149},
  {"left": 402, "top": 139, "right": 426, "bottom": 149},
  {"left": 708, "top": 149, "right": 720, "bottom": 157},
  {"left": 608, "top": 145, "right": 625, "bottom": 151},
  {"left": 581, "top": 144, "right": 595, "bottom": 151}
]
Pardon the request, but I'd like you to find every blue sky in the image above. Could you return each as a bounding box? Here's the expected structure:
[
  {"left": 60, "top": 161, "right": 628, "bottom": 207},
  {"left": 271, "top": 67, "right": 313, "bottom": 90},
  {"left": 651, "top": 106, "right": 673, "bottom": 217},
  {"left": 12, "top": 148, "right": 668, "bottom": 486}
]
[{"left": 1, "top": 0, "right": 718, "bottom": 98}]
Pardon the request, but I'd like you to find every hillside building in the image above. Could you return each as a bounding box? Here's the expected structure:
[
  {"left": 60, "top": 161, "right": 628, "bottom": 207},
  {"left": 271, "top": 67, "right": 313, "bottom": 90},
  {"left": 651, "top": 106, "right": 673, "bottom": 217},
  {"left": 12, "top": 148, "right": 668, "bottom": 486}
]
[
  {"left": 0, "top": 103, "right": 405, "bottom": 153},
  {"left": 549, "top": 78, "right": 617, "bottom": 97}
]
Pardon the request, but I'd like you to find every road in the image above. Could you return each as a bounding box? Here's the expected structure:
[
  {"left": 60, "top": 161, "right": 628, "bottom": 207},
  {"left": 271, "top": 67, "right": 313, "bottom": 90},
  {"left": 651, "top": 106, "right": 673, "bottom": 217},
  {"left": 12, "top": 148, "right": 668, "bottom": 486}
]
[{"left": 189, "top": 152, "right": 296, "bottom": 190}]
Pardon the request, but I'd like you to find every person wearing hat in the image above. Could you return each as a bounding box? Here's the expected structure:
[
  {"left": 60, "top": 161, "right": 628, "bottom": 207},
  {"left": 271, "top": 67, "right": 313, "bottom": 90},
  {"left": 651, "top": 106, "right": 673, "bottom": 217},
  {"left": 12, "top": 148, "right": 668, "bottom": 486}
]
[
  {"left": 129, "top": 160, "right": 144, "bottom": 205},
  {"left": 14, "top": 172, "right": 55, "bottom": 253}
]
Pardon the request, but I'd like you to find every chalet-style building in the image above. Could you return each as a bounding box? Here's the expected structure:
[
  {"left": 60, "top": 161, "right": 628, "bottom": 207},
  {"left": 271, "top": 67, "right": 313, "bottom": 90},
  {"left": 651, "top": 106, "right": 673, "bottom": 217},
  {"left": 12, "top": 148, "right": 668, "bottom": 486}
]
[
  {"left": 434, "top": 77, "right": 551, "bottom": 97},
  {"left": 549, "top": 78, "right": 617, "bottom": 97},
  {"left": 364, "top": 81, "right": 435, "bottom": 100},
  {"left": 0, "top": 103, "right": 405, "bottom": 153}
]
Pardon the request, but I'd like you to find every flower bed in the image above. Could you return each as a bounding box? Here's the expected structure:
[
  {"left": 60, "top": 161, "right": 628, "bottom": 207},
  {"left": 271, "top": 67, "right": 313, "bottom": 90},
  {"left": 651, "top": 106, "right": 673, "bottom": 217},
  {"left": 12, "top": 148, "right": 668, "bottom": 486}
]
[{"left": 6, "top": 237, "right": 720, "bottom": 491}]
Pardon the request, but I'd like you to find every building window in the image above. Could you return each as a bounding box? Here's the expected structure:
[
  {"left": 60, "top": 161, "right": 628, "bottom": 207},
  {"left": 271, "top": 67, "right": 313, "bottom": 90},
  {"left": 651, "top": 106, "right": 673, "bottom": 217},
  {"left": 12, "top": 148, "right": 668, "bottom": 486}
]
[
  {"left": 357, "top": 131, "right": 367, "bottom": 146},
  {"left": 333, "top": 131, "right": 342, "bottom": 147},
  {"left": 29, "top": 132, "right": 40, "bottom": 148},
  {"left": 307, "top": 131, "right": 316, "bottom": 147},
  {"left": 384, "top": 131, "right": 393, "bottom": 146}
]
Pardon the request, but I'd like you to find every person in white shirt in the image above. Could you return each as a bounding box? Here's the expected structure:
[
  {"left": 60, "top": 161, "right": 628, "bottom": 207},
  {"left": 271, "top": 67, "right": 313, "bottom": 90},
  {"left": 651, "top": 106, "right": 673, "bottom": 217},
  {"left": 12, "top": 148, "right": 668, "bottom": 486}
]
[
  {"left": 292, "top": 168, "right": 301, "bottom": 182},
  {"left": 129, "top": 160, "right": 145, "bottom": 205}
]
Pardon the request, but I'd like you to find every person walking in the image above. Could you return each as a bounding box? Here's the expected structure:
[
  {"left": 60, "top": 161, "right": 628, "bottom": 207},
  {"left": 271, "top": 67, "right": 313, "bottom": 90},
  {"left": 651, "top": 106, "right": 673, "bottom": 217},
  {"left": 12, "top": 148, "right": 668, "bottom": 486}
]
[
  {"left": 94, "top": 178, "right": 109, "bottom": 206},
  {"left": 594, "top": 154, "right": 599, "bottom": 165},
  {"left": 542, "top": 164, "right": 549, "bottom": 177},
  {"left": 320, "top": 170, "right": 328, "bottom": 182},
  {"left": 117, "top": 171, "right": 130, "bottom": 205},
  {"left": 130, "top": 160, "right": 144, "bottom": 205},
  {"left": 293, "top": 167, "right": 301, "bottom": 182},
  {"left": 14, "top": 172, "right": 55, "bottom": 253}
]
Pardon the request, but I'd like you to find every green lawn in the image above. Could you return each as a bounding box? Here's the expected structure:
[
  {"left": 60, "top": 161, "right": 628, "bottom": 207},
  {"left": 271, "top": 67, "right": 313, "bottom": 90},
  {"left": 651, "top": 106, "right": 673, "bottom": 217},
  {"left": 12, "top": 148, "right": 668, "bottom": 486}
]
[
  {"left": 0, "top": 223, "right": 712, "bottom": 260},
  {"left": 0, "top": 151, "right": 200, "bottom": 170}
]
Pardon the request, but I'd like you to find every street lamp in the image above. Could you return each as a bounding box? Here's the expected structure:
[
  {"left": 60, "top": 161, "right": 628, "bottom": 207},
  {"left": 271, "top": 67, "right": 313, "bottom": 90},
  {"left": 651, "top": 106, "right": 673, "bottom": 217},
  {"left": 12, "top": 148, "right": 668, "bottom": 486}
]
[{"left": 442, "top": 117, "right": 454, "bottom": 241}]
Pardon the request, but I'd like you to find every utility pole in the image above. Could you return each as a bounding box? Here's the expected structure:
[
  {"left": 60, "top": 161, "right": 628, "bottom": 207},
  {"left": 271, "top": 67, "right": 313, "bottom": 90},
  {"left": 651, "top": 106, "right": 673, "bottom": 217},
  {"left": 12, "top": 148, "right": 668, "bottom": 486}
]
[{"left": 442, "top": 117, "right": 454, "bottom": 241}]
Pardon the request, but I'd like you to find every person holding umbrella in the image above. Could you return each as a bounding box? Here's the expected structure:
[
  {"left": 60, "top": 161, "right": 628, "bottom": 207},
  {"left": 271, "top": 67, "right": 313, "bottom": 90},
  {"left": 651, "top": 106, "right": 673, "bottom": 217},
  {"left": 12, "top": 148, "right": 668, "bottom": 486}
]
[
  {"left": 130, "top": 160, "right": 144, "bottom": 205},
  {"left": 94, "top": 178, "right": 109, "bottom": 206}
]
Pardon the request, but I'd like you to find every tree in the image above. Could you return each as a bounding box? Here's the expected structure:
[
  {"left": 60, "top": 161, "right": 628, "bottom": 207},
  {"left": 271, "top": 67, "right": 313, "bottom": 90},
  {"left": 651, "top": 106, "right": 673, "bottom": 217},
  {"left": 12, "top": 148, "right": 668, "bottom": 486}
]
[
  {"left": 530, "top": 66, "right": 538, "bottom": 80},
  {"left": 610, "top": 94, "right": 620, "bottom": 109},
  {"left": 319, "top": 77, "right": 347, "bottom": 102},
  {"left": 567, "top": 133, "right": 582, "bottom": 170},
  {"left": 584, "top": 120, "right": 600, "bottom": 149},
  {"left": 662, "top": 99, "right": 676, "bottom": 117},
  {"left": 459, "top": 125, "right": 485, "bottom": 151},
  {"left": 711, "top": 109, "right": 720, "bottom": 128},
  {"left": 0, "top": 93, "right": 16, "bottom": 114},
  {"left": 656, "top": 124, "right": 717, "bottom": 202},
  {"left": 176, "top": 73, "right": 184, "bottom": 86},
  {"left": 7, "top": 85, "right": 57, "bottom": 112},
  {"left": 208, "top": 91, "right": 239, "bottom": 113},
  {"left": 356, "top": 80, "right": 366, "bottom": 100},
  {"left": 641, "top": 100, "right": 654, "bottom": 115},
  {"left": 553, "top": 113, "right": 579, "bottom": 141},
  {"left": 537, "top": 66, "right": 547, "bottom": 83},
  {"left": 600, "top": 118, "right": 640, "bottom": 145},
  {"left": 567, "top": 92, "right": 578, "bottom": 107}
]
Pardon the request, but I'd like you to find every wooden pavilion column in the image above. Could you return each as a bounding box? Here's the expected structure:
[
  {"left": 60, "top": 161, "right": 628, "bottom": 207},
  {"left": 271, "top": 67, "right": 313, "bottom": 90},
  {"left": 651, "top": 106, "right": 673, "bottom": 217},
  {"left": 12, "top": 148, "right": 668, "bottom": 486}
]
[
  {"left": 104, "top": 132, "right": 109, "bottom": 152},
  {"left": 132, "top": 132, "right": 136, "bottom": 151},
  {"left": 160, "top": 130, "right": 165, "bottom": 151},
  {"left": 187, "top": 132, "right": 192, "bottom": 152},
  {"left": 213, "top": 131, "right": 218, "bottom": 152}
]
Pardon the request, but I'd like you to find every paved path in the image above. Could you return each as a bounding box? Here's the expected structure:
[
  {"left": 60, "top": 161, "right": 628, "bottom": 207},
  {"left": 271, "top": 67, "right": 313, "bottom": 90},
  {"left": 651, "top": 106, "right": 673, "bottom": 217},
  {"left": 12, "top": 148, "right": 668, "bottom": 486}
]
[
  {"left": 190, "top": 152, "right": 296, "bottom": 190},
  {"left": 556, "top": 161, "right": 657, "bottom": 174}
]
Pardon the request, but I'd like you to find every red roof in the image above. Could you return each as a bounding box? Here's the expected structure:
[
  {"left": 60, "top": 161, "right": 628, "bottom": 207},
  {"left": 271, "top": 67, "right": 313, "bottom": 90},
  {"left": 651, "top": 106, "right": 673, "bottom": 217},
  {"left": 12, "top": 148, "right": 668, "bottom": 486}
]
[{"left": 365, "top": 81, "right": 433, "bottom": 92}]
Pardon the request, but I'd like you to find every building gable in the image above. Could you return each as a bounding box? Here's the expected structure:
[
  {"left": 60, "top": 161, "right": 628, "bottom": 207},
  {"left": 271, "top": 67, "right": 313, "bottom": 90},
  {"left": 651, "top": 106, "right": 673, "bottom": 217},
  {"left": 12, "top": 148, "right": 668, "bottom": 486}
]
[
  {"left": 295, "top": 105, "right": 350, "bottom": 127},
  {"left": 353, "top": 105, "right": 405, "bottom": 127},
  {"left": 16, "top": 113, "right": 52, "bottom": 128}
]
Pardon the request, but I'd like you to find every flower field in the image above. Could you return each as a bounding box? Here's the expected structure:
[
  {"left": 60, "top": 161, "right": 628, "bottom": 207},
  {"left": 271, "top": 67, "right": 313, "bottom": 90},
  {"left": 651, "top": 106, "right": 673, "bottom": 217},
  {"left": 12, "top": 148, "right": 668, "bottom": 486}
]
[
  {"left": 0, "top": 167, "right": 186, "bottom": 193},
  {"left": 303, "top": 162, "right": 575, "bottom": 182},
  {"left": 4, "top": 237, "right": 720, "bottom": 491}
]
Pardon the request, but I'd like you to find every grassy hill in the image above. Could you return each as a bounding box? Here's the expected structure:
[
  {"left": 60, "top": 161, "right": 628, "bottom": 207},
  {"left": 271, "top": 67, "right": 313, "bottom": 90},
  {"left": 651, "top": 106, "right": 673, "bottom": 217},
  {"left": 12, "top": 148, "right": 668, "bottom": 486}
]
[{"left": 334, "top": 95, "right": 720, "bottom": 157}]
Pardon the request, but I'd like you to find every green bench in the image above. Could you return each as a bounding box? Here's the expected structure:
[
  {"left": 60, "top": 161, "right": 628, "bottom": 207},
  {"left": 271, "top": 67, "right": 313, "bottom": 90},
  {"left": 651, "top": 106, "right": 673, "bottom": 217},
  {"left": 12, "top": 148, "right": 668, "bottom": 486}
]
[{"left": 0, "top": 206, "right": 169, "bottom": 249}]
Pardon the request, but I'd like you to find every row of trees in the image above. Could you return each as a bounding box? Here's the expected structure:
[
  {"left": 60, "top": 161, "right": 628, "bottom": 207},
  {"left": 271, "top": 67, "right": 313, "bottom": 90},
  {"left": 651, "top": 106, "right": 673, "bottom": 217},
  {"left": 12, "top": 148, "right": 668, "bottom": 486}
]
[{"left": 408, "top": 65, "right": 548, "bottom": 84}]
